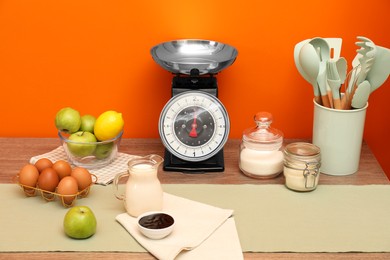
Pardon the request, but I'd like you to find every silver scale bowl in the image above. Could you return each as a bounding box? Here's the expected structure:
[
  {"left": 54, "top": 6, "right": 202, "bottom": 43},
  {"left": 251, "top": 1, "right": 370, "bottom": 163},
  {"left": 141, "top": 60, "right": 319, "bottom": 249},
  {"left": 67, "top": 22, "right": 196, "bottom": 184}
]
[{"left": 151, "top": 39, "right": 238, "bottom": 75}]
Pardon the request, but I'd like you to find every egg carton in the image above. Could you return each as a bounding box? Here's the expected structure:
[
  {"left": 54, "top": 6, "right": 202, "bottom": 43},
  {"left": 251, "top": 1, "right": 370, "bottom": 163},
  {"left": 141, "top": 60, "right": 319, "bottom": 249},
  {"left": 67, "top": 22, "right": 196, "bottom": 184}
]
[{"left": 14, "top": 174, "right": 98, "bottom": 207}]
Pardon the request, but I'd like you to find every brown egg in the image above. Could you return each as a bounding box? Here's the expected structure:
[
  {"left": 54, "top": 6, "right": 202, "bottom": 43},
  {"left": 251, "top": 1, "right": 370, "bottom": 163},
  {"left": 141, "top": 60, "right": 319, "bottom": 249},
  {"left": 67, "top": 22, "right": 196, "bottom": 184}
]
[
  {"left": 19, "top": 164, "right": 39, "bottom": 191},
  {"left": 34, "top": 158, "right": 53, "bottom": 173},
  {"left": 37, "top": 168, "right": 59, "bottom": 192},
  {"left": 71, "top": 167, "right": 92, "bottom": 191},
  {"left": 52, "top": 160, "right": 72, "bottom": 179},
  {"left": 57, "top": 176, "right": 78, "bottom": 206}
]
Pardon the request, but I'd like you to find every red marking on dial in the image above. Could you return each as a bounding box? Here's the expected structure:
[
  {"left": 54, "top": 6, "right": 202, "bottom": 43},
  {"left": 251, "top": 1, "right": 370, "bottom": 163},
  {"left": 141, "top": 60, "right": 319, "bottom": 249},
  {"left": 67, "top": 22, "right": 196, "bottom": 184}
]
[{"left": 189, "top": 110, "right": 197, "bottom": 138}]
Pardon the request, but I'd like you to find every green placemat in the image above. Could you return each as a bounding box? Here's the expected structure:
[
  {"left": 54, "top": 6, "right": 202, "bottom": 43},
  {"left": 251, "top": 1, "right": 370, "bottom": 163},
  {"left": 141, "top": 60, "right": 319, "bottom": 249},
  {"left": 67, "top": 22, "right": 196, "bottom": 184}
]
[{"left": 1, "top": 184, "right": 390, "bottom": 252}]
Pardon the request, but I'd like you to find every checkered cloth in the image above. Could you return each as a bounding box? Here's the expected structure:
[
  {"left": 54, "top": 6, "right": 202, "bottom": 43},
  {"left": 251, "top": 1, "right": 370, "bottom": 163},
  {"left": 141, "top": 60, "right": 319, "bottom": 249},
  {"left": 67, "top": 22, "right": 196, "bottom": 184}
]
[{"left": 29, "top": 146, "right": 136, "bottom": 185}]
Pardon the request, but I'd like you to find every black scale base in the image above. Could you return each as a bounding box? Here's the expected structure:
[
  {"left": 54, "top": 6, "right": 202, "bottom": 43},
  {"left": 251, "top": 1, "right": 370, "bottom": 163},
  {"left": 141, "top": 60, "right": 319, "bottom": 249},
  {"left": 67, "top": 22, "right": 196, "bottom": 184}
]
[{"left": 163, "top": 148, "right": 225, "bottom": 173}]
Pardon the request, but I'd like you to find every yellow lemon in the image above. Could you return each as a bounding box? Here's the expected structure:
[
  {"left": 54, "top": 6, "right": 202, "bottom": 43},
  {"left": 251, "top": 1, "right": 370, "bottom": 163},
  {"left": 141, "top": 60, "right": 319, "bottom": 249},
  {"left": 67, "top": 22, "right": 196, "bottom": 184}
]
[{"left": 94, "top": 110, "right": 124, "bottom": 141}]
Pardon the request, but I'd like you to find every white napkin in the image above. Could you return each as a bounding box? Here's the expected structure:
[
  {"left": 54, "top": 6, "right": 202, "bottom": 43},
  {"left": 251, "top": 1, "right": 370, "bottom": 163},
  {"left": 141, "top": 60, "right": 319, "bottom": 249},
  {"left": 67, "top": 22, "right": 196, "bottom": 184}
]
[
  {"left": 30, "top": 146, "right": 135, "bottom": 185},
  {"left": 116, "top": 193, "right": 243, "bottom": 260}
]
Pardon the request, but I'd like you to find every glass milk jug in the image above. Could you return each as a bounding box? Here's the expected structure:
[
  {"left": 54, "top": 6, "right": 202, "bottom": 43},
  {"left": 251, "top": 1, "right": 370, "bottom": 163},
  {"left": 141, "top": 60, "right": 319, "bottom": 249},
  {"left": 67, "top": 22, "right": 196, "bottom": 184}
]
[
  {"left": 113, "top": 154, "right": 164, "bottom": 217},
  {"left": 239, "top": 112, "right": 284, "bottom": 179}
]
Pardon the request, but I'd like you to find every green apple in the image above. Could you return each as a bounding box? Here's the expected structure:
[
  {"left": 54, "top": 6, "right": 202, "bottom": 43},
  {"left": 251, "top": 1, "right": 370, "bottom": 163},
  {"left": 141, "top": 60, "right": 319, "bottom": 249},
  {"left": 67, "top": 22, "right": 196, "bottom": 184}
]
[
  {"left": 94, "top": 142, "right": 114, "bottom": 159},
  {"left": 80, "top": 115, "right": 96, "bottom": 133},
  {"left": 67, "top": 131, "right": 97, "bottom": 157},
  {"left": 63, "top": 206, "right": 97, "bottom": 239},
  {"left": 55, "top": 107, "right": 81, "bottom": 133}
]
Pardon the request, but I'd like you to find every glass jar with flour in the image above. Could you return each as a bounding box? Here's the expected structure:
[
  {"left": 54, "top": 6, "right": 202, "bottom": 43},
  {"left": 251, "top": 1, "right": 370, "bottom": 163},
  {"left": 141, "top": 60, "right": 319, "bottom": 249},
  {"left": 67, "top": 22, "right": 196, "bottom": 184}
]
[
  {"left": 283, "top": 142, "right": 321, "bottom": 191},
  {"left": 239, "top": 112, "right": 284, "bottom": 179}
]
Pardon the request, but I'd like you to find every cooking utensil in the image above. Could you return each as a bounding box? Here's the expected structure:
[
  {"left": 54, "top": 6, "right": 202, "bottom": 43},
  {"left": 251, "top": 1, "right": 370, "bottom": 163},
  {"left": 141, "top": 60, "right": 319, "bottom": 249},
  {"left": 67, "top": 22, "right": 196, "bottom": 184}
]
[
  {"left": 294, "top": 39, "right": 311, "bottom": 83},
  {"left": 298, "top": 42, "right": 321, "bottom": 104},
  {"left": 355, "top": 37, "right": 376, "bottom": 85},
  {"left": 150, "top": 39, "right": 238, "bottom": 75},
  {"left": 309, "top": 38, "right": 331, "bottom": 107},
  {"left": 294, "top": 38, "right": 342, "bottom": 81},
  {"left": 366, "top": 46, "right": 390, "bottom": 93},
  {"left": 351, "top": 80, "right": 371, "bottom": 109},
  {"left": 326, "top": 60, "right": 342, "bottom": 109},
  {"left": 348, "top": 56, "right": 374, "bottom": 104},
  {"left": 334, "top": 57, "right": 348, "bottom": 109},
  {"left": 336, "top": 57, "right": 347, "bottom": 83},
  {"left": 341, "top": 65, "right": 360, "bottom": 109},
  {"left": 313, "top": 38, "right": 342, "bottom": 108},
  {"left": 346, "top": 38, "right": 376, "bottom": 109},
  {"left": 356, "top": 36, "right": 376, "bottom": 58},
  {"left": 348, "top": 37, "right": 377, "bottom": 93},
  {"left": 324, "top": 38, "right": 342, "bottom": 59}
]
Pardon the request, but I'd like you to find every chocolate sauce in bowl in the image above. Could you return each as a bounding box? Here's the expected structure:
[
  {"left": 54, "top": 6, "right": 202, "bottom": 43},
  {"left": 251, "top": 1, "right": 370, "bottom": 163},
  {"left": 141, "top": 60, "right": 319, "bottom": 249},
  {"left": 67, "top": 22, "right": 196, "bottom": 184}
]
[{"left": 139, "top": 213, "right": 174, "bottom": 229}]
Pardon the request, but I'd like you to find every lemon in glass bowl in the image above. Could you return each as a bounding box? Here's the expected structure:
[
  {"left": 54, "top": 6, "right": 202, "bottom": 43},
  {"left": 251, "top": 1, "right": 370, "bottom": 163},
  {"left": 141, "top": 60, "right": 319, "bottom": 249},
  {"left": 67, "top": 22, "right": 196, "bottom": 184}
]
[{"left": 94, "top": 111, "right": 124, "bottom": 141}]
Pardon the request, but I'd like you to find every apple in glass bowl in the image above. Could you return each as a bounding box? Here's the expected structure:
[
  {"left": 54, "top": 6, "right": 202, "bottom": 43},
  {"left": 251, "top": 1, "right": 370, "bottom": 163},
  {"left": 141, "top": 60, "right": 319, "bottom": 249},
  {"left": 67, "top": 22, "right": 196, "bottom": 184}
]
[{"left": 58, "top": 130, "right": 122, "bottom": 169}]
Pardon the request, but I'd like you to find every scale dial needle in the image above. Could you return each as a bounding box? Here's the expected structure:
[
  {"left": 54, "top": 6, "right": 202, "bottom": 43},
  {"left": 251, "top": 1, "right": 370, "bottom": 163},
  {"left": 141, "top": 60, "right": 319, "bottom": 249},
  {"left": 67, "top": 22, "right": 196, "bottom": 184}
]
[{"left": 189, "top": 110, "right": 198, "bottom": 138}]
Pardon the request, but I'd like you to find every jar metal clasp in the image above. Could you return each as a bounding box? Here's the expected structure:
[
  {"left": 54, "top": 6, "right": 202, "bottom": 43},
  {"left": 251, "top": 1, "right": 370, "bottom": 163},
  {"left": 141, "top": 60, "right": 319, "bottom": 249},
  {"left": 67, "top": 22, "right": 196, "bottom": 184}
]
[{"left": 303, "top": 162, "right": 321, "bottom": 189}]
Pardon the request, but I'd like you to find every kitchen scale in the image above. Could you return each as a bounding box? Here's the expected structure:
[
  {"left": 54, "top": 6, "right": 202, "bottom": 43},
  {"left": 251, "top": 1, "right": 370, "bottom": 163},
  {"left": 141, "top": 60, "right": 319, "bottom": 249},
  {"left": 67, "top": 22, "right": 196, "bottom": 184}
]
[{"left": 151, "top": 39, "right": 238, "bottom": 173}]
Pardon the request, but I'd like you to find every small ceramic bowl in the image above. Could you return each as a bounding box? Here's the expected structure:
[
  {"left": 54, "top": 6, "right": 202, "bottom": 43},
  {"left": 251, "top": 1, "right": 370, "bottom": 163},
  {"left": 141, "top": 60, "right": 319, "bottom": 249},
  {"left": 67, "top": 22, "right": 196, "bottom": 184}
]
[{"left": 137, "top": 211, "right": 175, "bottom": 240}]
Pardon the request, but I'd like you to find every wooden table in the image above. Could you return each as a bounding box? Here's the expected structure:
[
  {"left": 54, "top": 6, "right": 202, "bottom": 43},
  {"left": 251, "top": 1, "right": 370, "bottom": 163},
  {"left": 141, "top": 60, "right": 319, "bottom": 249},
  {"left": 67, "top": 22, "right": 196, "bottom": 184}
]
[{"left": 0, "top": 137, "right": 389, "bottom": 259}]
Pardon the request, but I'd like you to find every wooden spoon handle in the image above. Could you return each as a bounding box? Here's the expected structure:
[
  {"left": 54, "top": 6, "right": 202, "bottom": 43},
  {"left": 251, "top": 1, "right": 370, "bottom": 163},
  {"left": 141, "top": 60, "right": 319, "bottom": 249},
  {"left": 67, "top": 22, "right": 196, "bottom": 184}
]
[
  {"left": 333, "top": 98, "right": 342, "bottom": 110},
  {"left": 327, "top": 90, "right": 334, "bottom": 109},
  {"left": 344, "top": 83, "right": 359, "bottom": 110},
  {"left": 321, "top": 94, "right": 331, "bottom": 108},
  {"left": 341, "top": 93, "right": 348, "bottom": 110},
  {"left": 314, "top": 95, "right": 322, "bottom": 106}
]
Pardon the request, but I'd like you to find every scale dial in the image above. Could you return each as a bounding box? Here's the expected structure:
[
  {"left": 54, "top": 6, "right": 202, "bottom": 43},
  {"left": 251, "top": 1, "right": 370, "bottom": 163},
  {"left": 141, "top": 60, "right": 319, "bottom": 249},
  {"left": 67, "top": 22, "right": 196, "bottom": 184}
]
[{"left": 159, "top": 91, "right": 230, "bottom": 162}]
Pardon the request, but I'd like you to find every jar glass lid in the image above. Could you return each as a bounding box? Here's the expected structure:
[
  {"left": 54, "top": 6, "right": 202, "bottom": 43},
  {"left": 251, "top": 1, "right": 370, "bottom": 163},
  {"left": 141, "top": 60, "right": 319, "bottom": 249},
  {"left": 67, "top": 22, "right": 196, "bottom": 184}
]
[
  {"left": 285, "top": 142, "right": 320, "bottom": 157},
  {"left": 243, "top": 112, "right": 283, "bottom": 149}
]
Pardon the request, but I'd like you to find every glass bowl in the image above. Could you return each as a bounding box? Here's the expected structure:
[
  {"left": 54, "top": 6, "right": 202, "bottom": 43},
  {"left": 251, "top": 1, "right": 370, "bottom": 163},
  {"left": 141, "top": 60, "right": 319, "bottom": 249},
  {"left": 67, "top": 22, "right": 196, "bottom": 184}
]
[{"left": 58, "top": 130, "right": 122, "bottom": 169}]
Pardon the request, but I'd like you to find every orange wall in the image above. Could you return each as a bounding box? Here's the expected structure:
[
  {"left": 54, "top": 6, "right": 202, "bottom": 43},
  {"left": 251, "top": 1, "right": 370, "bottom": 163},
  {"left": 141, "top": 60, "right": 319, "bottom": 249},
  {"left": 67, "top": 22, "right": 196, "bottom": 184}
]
[{"left": 1, "top": 1, "right": 389, "bottom": 177}]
